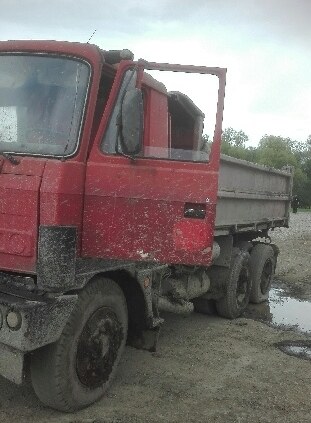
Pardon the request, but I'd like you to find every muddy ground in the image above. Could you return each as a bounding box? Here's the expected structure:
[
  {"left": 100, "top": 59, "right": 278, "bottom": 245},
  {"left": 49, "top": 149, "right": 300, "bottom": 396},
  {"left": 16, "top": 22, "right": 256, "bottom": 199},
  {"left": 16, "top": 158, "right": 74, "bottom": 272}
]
[
  {"left": 1, "top": 212, "right": 311, "bottom": 423},
  {"left": 270, "top": 212, "right": 311, "bottom": 301}
]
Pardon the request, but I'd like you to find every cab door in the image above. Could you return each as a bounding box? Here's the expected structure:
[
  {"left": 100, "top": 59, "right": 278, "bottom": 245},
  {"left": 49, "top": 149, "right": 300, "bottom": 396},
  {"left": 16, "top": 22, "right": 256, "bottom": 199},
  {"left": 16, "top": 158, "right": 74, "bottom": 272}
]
[{"left": 82, "top": 61, "right": 226, "bottom": 266}]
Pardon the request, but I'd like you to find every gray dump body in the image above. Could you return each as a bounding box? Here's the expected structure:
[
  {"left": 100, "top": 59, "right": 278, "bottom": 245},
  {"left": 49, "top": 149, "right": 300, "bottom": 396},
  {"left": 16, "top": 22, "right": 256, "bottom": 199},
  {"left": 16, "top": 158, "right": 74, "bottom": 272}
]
[{"left": 215, "top": 155, "right": 292, "bottom": 236}]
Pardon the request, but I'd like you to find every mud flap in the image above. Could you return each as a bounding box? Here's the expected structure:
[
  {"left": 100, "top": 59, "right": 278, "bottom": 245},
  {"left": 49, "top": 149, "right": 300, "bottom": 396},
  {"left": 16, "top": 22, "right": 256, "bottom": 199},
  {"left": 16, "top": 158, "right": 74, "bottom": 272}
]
[
  {"left": 127, "top": 326, "right": 161, "bottom": 352},
  {"left": 0, "top": 343, "right": 24, "bottom": 384}
]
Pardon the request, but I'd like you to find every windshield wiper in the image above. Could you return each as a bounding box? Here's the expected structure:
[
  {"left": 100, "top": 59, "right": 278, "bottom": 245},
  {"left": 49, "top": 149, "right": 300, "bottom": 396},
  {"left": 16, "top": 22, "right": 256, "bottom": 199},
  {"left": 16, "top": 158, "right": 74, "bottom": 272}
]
[{"left": 0, "top": 152, "right": 20, "bottom": 165}]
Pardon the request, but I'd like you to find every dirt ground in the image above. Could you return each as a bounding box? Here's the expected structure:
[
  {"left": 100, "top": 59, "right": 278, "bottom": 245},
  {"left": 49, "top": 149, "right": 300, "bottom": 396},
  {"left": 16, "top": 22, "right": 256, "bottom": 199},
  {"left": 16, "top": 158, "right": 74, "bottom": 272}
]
[
  {"left": 1, "top": 212, "right": 311, "bottom": 423},
  {"left": 270, "top": 212, "right": 311, "bottom": 301}
]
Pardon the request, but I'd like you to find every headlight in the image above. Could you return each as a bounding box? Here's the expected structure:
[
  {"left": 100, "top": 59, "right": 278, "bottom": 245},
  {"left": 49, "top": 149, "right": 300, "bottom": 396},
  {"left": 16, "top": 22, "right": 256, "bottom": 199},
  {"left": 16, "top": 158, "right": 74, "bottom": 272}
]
[{"left": 6, "top": 310, "right": 22, "bottom": 330}]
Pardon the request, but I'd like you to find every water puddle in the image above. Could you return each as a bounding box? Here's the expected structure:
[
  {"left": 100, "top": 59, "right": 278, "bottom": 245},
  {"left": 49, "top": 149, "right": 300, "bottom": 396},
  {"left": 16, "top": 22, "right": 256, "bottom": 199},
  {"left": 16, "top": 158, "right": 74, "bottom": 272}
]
[
  {"left": 245, "top": 287, "right": 311, "bottom": 360},
  {"left": 275, "top": 340, "right": 311, "bottom": 361},
  {"left": 268, "top": 288, "right": 311, "bottom": 333},
  {"left": 245, "top": 288, "right": 311, "bottom": 334}
]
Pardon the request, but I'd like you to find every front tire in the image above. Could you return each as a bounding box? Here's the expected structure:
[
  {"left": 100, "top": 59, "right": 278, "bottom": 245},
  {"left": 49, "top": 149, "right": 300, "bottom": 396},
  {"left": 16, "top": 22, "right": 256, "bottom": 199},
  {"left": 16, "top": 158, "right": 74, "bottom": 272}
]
[{"left": 31, "top": 277, "right": 128, "bottom": 412}]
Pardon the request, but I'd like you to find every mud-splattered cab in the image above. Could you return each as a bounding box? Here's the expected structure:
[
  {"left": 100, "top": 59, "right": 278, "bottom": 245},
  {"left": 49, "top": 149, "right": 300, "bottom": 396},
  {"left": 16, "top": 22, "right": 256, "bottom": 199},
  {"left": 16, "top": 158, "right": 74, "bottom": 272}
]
[{"left": 0, "top": 40, "right": 227, "bottom": 410}]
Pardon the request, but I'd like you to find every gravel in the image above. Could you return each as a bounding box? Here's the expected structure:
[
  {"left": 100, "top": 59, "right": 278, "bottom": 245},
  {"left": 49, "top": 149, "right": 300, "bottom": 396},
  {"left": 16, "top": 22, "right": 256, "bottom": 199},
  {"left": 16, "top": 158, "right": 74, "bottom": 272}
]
[{"left": 270, "top": 212, "right": 311, "bottom": 299}]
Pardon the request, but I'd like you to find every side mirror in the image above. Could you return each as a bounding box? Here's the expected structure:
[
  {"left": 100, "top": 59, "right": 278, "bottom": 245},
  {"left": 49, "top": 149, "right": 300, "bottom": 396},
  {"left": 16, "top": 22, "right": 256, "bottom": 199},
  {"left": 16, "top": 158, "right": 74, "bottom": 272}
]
[{"left": 120, "top": 88, "right": 143, "bottom": 155}]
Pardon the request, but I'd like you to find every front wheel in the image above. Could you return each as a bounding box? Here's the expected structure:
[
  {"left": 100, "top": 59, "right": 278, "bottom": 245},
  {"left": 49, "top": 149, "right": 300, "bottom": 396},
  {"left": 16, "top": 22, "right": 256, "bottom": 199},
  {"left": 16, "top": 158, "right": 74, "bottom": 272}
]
[
  {"left": 216, "top": 249, "right": 251, "bottom": 319},
  {"left": 31, "top": 277, "right": 128, "bottom": 412}
]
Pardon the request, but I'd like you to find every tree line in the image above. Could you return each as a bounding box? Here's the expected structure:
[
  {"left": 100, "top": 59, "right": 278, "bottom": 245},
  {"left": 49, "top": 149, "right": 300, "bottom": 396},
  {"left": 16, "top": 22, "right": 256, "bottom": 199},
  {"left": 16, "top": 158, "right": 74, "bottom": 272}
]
[{"left": 205, "top": 128, "right": 311, "bottom": 207}]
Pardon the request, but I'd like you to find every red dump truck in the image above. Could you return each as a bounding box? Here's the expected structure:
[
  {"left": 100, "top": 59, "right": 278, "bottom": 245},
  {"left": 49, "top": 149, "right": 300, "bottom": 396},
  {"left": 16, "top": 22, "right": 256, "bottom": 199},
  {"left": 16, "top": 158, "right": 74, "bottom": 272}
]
[{"left": 0, "top": 40, "right": 292, "bottom": 411}]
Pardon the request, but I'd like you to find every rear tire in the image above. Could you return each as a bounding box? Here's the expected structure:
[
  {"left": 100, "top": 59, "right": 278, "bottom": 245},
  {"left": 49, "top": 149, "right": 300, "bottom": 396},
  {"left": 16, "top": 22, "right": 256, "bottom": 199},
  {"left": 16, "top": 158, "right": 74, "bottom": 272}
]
[
  {"left": 31, "top": 277, "right": 128, "bottom": 412},
  {"left": 249, "top": 244, "right": 275, "bottom": 303},
  {"left": 216, "top": 249, "right": 251, "bottom": 319}
]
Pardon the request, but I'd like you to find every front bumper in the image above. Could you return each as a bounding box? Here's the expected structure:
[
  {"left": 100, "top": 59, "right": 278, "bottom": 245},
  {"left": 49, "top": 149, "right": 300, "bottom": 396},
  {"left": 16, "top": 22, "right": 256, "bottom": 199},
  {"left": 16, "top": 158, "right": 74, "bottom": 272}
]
[{"left": 0, "top": 275, "right": 77, "bottom": 383}]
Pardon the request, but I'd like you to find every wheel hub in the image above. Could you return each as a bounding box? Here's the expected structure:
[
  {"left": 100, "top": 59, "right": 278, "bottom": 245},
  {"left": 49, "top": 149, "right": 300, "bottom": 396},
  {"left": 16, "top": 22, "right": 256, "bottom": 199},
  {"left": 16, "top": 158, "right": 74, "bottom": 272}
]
[{"left": 76, "top": 307, "right": 123, "bottom": 389}]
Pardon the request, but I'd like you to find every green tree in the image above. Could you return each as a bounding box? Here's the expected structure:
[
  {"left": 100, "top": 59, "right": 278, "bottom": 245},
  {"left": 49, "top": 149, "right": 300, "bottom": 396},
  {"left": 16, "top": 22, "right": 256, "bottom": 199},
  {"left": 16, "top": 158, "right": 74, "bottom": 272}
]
[
  {"left": 257, "top": 135, "right": 311, "bottom": 206},
  {"left": 257, "top": 135, "right": 298, "bottom": 169},
  {"left": 222, "top": 127, "right": 249, "bottom": 147},
  {"left": 298, "top": 140, "right": 311, "bottom": 206},
  {"left": 219, "top": 130, "right": 311, "bottom": 207},
  {"left": 221, "top": 127, "right": 256, "bottom": 162},
  {"left": 200, "top": 133, "right": 211, "bottom": 153}
]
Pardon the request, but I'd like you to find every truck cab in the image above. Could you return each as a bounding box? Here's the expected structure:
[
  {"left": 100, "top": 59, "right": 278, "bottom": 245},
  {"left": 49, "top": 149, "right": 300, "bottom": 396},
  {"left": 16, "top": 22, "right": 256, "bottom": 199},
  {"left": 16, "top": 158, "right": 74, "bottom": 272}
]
[
  {"left": 0, "top": 41, "right": 225, "bottom": 278},
  {"left": 0, "top": 40, "right": 227, "bottom": 411}
]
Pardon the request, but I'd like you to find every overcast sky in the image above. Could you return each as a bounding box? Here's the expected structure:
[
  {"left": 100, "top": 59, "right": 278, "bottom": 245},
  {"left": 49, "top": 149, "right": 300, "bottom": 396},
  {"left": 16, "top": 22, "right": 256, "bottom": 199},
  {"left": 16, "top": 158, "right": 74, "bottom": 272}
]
[{"left": 1, "top": 0, "right": 310, "bottom": 146}]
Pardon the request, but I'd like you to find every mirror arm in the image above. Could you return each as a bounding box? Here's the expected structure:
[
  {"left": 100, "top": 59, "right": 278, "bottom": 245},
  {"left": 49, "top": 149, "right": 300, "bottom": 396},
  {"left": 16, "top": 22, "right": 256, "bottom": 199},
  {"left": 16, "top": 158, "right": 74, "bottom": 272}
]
[
  {"left": 135, "top": 60, "right": 146, "bottom": 89},
  {"left": 115, "top": 113, "right": 136, "bottom": 161}
]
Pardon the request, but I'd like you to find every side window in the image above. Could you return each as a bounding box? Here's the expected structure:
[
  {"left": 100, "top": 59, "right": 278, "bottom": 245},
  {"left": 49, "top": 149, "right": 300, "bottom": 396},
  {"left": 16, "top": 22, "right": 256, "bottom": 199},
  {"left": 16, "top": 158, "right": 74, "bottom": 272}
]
[
  {"left": 167, "top": 91, "right": 209, "bottom": 162},
  {"left": 101, "top": 69, "right": 137, "bottom": 154},
  {"left": 100, "top": 69, "right": 210, "bottom": 163},
  {"left": 91, "top": 72, "right": 114, "bottom": 140},
  {"left": 142, "top": 90, "right": 209, "bottom": 162}
]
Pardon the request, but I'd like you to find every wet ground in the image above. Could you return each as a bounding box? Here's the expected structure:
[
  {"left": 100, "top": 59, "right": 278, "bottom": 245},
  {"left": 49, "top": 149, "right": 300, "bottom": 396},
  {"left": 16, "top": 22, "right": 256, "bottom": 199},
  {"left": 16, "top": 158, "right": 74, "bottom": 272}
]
[
  {"left": 1, "top": 212, "right": 311, "bottom": 422},
  {"left": 276, "top": 340, "right": 311, "bottom": 361},
  {"left": 245, "top": 285, "right": 311, "bottom": 362},
  {"left": 268, "top": 288, "right": 311, "bottom": 333},
  {"left": 243, "top": 212, "right": 311, "bottom": 362},
  {"left": 246, "top": 286, "right": 311, "bottom": 335}
]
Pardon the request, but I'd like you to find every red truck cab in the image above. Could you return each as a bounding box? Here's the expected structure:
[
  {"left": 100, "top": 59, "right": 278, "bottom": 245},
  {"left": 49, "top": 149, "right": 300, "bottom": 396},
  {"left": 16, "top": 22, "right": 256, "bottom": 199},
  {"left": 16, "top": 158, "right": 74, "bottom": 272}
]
[{"left": 0, "top": 40, "right": 226, "bottom": 410}]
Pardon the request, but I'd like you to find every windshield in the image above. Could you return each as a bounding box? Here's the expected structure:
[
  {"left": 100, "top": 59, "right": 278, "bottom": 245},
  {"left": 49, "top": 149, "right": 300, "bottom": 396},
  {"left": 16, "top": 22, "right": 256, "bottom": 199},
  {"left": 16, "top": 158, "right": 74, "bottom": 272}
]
[{"left": 0, "top": 54, "right": 90, "bottom": 156}]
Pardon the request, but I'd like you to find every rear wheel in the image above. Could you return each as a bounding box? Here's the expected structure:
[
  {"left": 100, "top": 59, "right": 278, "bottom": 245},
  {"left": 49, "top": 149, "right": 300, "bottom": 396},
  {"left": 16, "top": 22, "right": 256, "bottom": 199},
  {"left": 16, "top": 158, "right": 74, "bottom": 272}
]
[
  {"left": 31, "top": 277, "right": 128, "bottom": 412},
  {"left": 249, "top": 244, "right": 275, "bottom": 303},
  {"left": 216, "top": 249, "right": 251, "bottom": 319}
]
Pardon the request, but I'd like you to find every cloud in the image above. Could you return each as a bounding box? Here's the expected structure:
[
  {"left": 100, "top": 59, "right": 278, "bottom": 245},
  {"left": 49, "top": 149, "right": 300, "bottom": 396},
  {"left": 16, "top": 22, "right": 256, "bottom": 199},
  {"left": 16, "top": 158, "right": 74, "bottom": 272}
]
[
  {"left": 1, "top": 0, "right": 311, "bottom": 44},
  {"left": 1, "top": 0, "right": 310, "bottom": 145}
]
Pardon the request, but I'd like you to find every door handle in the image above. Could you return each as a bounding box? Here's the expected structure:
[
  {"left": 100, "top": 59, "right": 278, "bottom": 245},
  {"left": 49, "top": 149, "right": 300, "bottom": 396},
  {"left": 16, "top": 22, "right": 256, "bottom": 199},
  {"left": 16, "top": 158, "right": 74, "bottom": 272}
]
[{"left": 184, "top": 203, "right": 206, "bottom": 219}]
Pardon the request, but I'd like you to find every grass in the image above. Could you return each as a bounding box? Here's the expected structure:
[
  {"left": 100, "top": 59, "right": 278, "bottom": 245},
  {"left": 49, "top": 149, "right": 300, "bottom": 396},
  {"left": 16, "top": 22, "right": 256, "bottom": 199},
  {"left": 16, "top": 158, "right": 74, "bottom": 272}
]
[{"left": 294, "top": 208, "right": 311, "bottom": 213}]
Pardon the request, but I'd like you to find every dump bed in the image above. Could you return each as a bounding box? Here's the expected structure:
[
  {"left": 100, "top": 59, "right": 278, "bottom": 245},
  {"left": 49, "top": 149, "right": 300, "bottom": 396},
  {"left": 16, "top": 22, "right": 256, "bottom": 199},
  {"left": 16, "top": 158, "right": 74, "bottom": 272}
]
[{"left": 215, "top": 155, "right": 292, "bottom": 236}]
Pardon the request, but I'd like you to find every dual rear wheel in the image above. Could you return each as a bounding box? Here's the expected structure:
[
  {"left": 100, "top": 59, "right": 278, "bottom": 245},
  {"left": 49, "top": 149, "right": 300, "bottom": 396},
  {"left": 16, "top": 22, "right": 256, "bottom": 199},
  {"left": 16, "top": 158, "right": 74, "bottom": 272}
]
[
  {"left": 249, "top": 244, "right": 276, "bottom": 304},
  {"left": 195, "top": 243, "right": 276, "bottom": 319},
  {"left": 215, "top": 249, "right": 251, "bottom": 319},
  {"left": 216, "top": 243, "right": 276, "bottom": 319}
]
